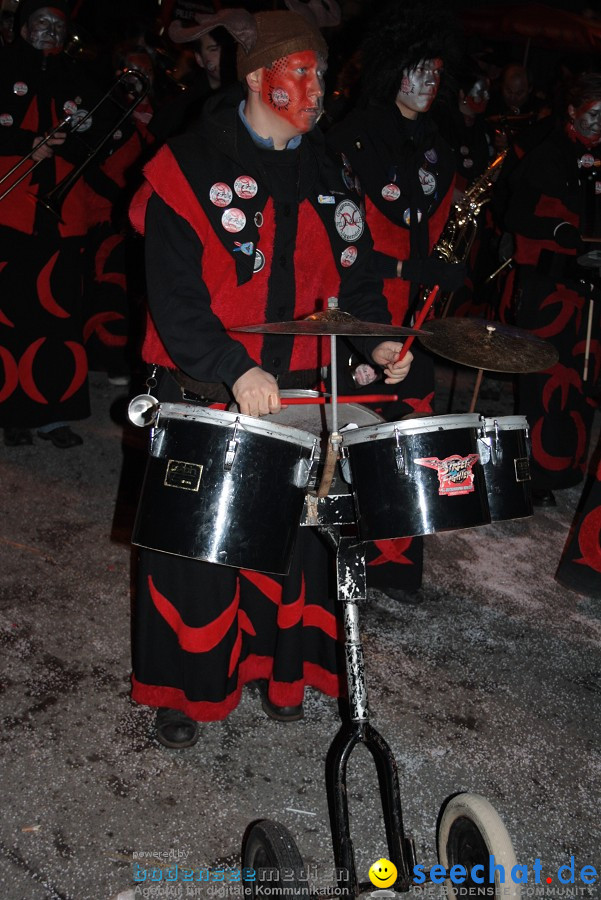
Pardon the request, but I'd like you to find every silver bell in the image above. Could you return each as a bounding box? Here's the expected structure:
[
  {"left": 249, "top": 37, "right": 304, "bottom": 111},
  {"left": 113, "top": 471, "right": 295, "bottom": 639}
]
[{"left": 128, "top": 394, "right": 160, "bottom": 427}]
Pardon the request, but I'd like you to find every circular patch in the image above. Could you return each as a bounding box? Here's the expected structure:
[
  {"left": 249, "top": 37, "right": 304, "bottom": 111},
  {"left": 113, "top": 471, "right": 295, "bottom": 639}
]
[
  {"left": 210, "top": 182, "right": 233, "bottom": 207},
  {"left": 63, "top": 100, "right": 78, "bottom": 116},
  {"left": 234, "top": 175, "right": 258, "bottom": 200},
  {"left": 341, "top": 246, "right": 358, "bottom": 267},
  {"left": 13, "top": 81, "right": 28, "bottom": 96},
  {"left": 463, "top": 158, "right": 474, "bottom": 169},
  {"left": 72, "top": 109, "right": 92, "bottom": 132},
  {"left": 382, "top": 183, "right": 401, "bottom": 202},
  {"left": 221, "top": 208, "right": 246, "bottom": 233},
  {"left": 112, "top": 129, "right": 123, "bottom": 141},
  {"left": 335, "top": 199, "right": 364, "bottom": 242},
  {"left": 459, "top": 145, "right": 470, "bottom": 156},
  {"left": 253, "top": 249, "right": 266, "bottom": 273},
  {"left": 425, "top": 148, "right": 438, "bottom": 164},
  {"left": 403, "top": 207, "right": 422, "bottom": 225},
  {"left": 418, "top": 168, "right": 436, "bottom": 196},
  {"left": 254, "top": 211, "right": 264, "bottom": 228},
  {"left": 580, "top": 153, "right": 595, "bottom": 169},
  {"left": 0, "top": 113, "right": 13, "bottom": 127}
]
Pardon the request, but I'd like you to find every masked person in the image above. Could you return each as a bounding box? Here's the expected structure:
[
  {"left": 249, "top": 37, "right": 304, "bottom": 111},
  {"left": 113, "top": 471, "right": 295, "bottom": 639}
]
[
  {"left": 0, "top": 0, "right": 110, "bottom": 447},
  {"left": 504, "top": 73, "right": 601, "bottom": 507},
  {"left": 326, "top": 0, "right": 464, "bottom": 598},
  {"left": 128, "top": 7, "right": 413, "bottom": 748}
]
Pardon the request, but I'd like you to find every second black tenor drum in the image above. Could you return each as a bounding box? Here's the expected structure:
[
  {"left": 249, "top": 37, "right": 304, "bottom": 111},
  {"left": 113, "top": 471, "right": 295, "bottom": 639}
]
[{"left": 341, "top": 413, "right": 491, "bottom": 541}]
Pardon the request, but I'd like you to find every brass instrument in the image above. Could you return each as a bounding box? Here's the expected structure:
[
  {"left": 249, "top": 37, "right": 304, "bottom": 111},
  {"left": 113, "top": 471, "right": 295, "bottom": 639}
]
[
  {"left": 418, "top": 150, "right": 507, "bottom": 315},
  {"left": 0, "top": 68, "right": 150, "bottom": 216}
]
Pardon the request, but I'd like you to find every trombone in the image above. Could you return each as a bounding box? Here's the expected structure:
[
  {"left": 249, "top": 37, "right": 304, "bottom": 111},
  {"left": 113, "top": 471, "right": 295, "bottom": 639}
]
[{"left": 0, "top": 67, "right": 150, "bottom": 215}]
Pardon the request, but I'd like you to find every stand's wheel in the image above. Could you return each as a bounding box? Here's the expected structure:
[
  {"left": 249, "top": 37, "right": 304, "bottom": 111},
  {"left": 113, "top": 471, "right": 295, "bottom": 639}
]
[
  {"left": 437, "top": 793, "right": 520, "bottom": 899},
  {"left": 242, "top": 819, "right": 312, "bottom": 899}
]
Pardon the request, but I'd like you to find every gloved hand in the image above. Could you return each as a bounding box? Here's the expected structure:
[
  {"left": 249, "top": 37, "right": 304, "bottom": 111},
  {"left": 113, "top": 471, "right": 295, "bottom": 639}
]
[
  {"left": 553, "top": 221, "right": 585, "bottom": 251},
  {"left": 400, "top": 256, "right": 468, "bottom": 291}
]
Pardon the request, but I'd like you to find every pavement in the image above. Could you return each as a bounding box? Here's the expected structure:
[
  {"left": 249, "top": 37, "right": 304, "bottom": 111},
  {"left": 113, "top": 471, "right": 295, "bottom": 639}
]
[{"left": 1, "top": 366, "right": 600, "bottom": 900}]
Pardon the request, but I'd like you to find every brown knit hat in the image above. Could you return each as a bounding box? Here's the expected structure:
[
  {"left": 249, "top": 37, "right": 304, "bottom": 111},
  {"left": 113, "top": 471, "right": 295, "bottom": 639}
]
[{"left": 236, "top": 11, "right": 327, "bottom": 79}]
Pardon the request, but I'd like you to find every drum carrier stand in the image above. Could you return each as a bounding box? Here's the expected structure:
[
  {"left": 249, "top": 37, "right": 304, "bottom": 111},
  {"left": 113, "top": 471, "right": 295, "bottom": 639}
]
[{"left": 240, "top": 302, "right": 519, "bottom": 900}]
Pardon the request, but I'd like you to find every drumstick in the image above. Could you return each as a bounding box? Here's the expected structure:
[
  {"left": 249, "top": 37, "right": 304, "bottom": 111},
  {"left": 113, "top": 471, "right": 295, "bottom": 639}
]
[
  {"left": 583, "top": 297, "right": 594, "bottom": 382},
  {"left": 394, "top": 285, "right": 440, "bottom": 364},
  {"left": 210, "top": 395, "right": 399, "bottom": 411}
]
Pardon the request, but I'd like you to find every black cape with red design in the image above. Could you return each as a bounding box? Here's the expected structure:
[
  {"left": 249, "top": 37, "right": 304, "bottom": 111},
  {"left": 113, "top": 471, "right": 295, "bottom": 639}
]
[
  {"left": 129, "top": 86, "right": 393, "bottom": 721},
  {"left": 0, "top": 38, "right": 116, "bottom": 427},
  {"left": 504, "top": 124, "right": 601, "bottom": 492}
]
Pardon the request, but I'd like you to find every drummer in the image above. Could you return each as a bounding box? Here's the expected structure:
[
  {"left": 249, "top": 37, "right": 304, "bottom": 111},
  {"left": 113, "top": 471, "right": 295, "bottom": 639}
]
[{"left": 128, "top": 7, "right": 413, "bottom": 748}]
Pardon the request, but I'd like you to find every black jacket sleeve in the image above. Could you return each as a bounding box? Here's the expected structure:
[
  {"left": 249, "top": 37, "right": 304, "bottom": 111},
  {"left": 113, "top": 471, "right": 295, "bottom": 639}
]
[{"left": 145, "top": 192, "right": 256, "bottom": 387}]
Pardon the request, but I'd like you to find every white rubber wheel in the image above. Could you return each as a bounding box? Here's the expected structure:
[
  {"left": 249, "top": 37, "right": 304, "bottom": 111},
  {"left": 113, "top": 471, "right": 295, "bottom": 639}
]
[
  {"left": 242, "top": 819, "right": 311, "bottom": 899},
  {"left": 437, "top": 793, "right": 520, "bottom": 899}
]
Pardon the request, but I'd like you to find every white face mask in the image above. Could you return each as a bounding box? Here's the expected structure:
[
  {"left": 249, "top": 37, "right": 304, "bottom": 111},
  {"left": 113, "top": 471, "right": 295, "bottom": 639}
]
[
  {"left": 23, "top": 7, "right": 67, "bottom": 53},
  {"left": 396, "top": 58, "right": 443, "bottom": 119}
]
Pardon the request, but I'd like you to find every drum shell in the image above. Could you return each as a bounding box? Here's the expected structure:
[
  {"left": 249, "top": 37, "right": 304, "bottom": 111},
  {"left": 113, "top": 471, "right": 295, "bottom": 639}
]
[
  {"left": 132, "top": 404, "right": 316, "bottom": 574},
  {"left": 479, "top": 416, "right": 533, "bottom": 522},
  {"left": 343, "top": 414, "right": 491, "bottom": 541}
]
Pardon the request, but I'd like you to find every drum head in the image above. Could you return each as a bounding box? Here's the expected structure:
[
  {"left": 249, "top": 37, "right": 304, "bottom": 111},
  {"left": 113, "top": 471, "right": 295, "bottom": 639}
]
[
  {"left": 158, "top": 401, "right": 317, "bottom": 451},
  {"left": 481, "top": 415, "right": 529, "bottom": 432},
  {"left": 341, "top": 412, "right": 482, "bottom": 446}
]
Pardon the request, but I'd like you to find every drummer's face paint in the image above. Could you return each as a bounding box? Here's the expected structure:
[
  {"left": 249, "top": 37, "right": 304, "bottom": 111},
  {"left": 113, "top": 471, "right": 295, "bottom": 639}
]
[
  {"left": 22, "top": 7, "right": 67, "bottom": 54},
  {"left": 569, "top": 100, "right": 601, "bottom": 145},
  {"left": 396, "top": 58, "right": 443, "bottom": 120},
  {"left": 260, "top": 50, "right": 326, "bottom": 136}
]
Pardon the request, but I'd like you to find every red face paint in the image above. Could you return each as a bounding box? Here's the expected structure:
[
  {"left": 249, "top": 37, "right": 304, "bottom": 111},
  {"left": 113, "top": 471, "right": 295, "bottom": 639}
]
[{"left": 260, "top": 50, "right": 326, "bottom": 135}]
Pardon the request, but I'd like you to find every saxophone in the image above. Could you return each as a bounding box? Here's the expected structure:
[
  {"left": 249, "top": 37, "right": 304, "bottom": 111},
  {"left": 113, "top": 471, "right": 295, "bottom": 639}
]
[
  {"left": 418, "top": 149, "right": 507, "bottom": 313},
  {"left": 434, "top": 150, "right": 507, "bottom": 265}
]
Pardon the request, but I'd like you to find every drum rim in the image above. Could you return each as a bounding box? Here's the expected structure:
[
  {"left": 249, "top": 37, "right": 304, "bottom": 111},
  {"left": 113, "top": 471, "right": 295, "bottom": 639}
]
[
  {"left": 481, "top": 415, "right": 529, "bottom": 430},
  {"left": 156, "top": 402, "right": 318, "bottom": 450},
  {"left": 341, "top": 412, "right": 482, "bottom": 444}
]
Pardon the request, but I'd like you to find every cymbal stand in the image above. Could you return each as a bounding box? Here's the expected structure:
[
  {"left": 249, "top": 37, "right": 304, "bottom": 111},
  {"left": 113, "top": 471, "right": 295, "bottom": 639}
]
[{"left": 317, "top": 299, "right": 342, "bottom": 498}]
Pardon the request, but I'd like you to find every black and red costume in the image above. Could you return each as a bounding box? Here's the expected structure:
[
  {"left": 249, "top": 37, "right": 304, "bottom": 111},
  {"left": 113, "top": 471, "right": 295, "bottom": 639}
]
[
  {"left": 128, "top": 86, "right": 391, "bottom": 721},
  {"left": 555, "top": 451, "right": 601, "bottom": 599},
  {"left": 0, "top": 37, "right": 115, "bottom": 427},
  {"left": 327, "top": 100, "right": 456, "bottom": 591},
  {"left": 504, "top": 125, "right": 601, "bottom": 493}
]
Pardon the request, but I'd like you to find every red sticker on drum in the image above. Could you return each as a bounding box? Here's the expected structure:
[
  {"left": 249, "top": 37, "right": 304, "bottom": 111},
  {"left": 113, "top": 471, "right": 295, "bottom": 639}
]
[{"left": 414, "top": 453, "right": 480, "bottom": 496}]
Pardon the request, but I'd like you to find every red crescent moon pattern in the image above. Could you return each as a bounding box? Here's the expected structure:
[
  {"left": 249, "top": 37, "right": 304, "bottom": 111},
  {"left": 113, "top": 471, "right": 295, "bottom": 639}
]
[
  {"left": 149, "top": 575, "right": 240, "bottom": 652},
  {"left": 83, "top": 311, "right": 127, "bottom": 347},
  {"left": 18, "top": 338, "right": 48, "bottom": 404},
  {"left": 576, "top": 507, "right": 601, "bottom": 574},
  {"left": 0, "top": 347, "right": 19, "bottom": 403},
  {"left": 0, "top": 262, "right": 14, "bottom": 327},
  {"left": 95, "top": 234, "right": 127, "bottom": 290},
  {"left": 37, "top": 251, "right": 70, "bottom": 319},
  {"left": 369, "top": 538, "right": 413, "bottom": 566},
  {"left": 59, "top": 341, "right": 88, "bottom": 402}
]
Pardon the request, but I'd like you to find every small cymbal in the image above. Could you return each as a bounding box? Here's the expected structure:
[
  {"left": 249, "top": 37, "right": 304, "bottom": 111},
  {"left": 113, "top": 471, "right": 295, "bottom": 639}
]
[
  {"left": 232, "top": 310, "right": 428, "bottom": 337},
  {"left": 418, "top": 318, "right": 559, "bottom": 373}
]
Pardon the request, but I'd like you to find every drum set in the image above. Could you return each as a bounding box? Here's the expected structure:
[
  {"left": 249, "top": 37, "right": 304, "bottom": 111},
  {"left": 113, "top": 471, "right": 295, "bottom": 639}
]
[{"left": 129, "top": 309, "right": 558, "bottom": 899}]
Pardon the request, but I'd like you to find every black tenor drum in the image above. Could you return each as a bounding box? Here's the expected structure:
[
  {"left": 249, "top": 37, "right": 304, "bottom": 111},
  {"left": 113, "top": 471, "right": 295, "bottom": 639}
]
[
  {"left": 478, "top": 415, "right": 533, "bottom": 522},
  {"left": 341, "top": 413, "right": 491, "bottom": 541},
  {"left": 132, "top": 402, "right": 317, "bottom": 574}
]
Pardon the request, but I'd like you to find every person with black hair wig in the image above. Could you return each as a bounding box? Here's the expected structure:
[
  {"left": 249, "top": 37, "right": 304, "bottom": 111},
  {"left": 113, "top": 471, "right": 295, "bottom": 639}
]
[
  {"left": 503, "top": 72, "right": 601, "bottom": 508},
  {"left": 326, "top": 0, "right": 465, "bottom": 598}
]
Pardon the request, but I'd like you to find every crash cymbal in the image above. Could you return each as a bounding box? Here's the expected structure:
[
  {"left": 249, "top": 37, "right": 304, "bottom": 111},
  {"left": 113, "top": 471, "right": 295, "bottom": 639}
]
[
  {"left": 418, "top": 318, "right": 559, "bottom": 373},
  {"left": 232, "top": 309, "right": 428, "bottom": 337}
]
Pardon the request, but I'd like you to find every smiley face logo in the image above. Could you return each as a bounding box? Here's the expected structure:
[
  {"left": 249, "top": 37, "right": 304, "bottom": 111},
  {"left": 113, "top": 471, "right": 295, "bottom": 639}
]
[{"left": 368, "top": 858, "right": 397, "bottom": 889}]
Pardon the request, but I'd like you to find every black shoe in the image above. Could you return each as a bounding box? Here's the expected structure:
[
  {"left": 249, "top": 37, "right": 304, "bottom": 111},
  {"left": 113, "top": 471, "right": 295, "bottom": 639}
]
[
  {"left": 155, "top": 708, "right": 199, "bottom": 749},
  {"left": 532, "top": 488, "right": 556, "bottom": 508},
  {"left": 37, "top": 426, "right": 83, "bottom": 449},
  {"left": 3, "top": 427, "right": 33, "bottom": 446},
  {"left": 252, "top": 681, "right": 304, "bottom": 722}
]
